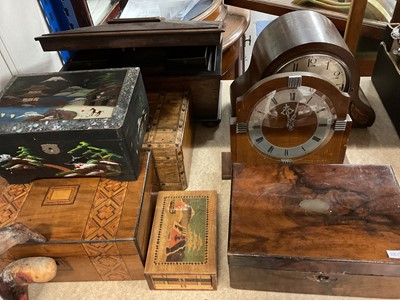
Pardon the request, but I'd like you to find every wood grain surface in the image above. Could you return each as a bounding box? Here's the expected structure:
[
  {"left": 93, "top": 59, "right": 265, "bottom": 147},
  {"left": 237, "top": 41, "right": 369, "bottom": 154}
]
[
  {"left": 0, "top": 151, "right": 159, "bottom": 282},
  {"left": 229, "top": 163, "right": 400, "bottom": 297}
]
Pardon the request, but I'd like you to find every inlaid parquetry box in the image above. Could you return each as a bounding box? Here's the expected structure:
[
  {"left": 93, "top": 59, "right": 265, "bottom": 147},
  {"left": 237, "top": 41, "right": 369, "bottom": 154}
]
[
  {"left": 144, "top": 92, "right": 192, "bottom": 190},
  {"left": 0, "top": 152, "right": 159, "bottom": 282}
]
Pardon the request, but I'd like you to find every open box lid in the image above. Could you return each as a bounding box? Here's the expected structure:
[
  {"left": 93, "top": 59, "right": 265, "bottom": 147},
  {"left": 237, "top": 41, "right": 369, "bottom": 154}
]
[{"left": 35, "top": 19, "right": 224, "bottom": 51}]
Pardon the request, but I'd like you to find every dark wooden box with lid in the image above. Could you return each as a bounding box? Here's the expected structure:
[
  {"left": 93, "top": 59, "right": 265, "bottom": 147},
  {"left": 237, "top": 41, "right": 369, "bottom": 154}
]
[
  {"left": 0, "top": 151, "right": 159, "bottom": 282},
  {"left": 228, "top": 163, "right": 400, "bottom": 298},
  {"left": 35, "top": 19, "right": 223, "bottom": 124},
  {"left": 0, "top": 67, "right": 148, "bottom": 184}
]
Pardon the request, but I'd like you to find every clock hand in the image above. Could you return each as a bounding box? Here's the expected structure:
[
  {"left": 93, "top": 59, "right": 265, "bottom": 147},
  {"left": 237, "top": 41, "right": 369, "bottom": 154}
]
[{"left": 281, "top": 104, "right": 295, "bottom": 131}]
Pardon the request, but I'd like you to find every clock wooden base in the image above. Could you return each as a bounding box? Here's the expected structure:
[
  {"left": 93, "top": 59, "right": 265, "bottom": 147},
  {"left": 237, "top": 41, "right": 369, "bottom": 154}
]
[
  {"left": 229, "top": 163, "right": 400, "bottom": 298},
  {"left": 0, "top": 151, "right": 159, "bottom": 282}
]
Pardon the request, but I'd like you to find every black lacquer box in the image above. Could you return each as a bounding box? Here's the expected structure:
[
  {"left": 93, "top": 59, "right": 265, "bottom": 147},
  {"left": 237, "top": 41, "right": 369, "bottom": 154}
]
[{"left": 0, "top": 67, "right": 148, "bottom": 183}]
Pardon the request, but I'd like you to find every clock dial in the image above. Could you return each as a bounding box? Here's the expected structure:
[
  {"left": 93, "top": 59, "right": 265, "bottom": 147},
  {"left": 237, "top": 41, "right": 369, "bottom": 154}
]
[
  {"left": 248, "top": 86, "right": 336, "bottom": 159},
  {"left": 232, "top": 72, "right": 352, "bottom": 165},
  {"left": 277, "top": 54, "right": 350, "bottom": 92}
]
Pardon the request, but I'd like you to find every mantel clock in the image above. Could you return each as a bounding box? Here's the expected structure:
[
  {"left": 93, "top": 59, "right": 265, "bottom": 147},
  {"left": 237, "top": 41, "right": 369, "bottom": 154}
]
[
  {"left": 231, "top": 10, "right": 375, "bottom": 127},
  {"left": 231, "top": 72, "right": 352, "bottom": 165}
]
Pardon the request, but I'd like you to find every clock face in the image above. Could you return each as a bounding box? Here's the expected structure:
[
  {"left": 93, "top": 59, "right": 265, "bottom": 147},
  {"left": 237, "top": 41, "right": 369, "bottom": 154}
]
[
  {"left": 277, "top": 54, "right": 350, "bottom": 92},
  {"left": 248, "top": 85, "right": 337, "bottom": 159}
]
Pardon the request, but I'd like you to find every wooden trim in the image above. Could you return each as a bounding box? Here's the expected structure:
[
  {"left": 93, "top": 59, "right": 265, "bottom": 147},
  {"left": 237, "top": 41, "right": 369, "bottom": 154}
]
[
  {"left": 225, "top": 0, "right": 387, "bottom": 40},
  {"left": 70, "top": 0, "right": 93, "bottom": 27},
  {"left": 344, "top": 0, "right": 368, "bottom": 54}
]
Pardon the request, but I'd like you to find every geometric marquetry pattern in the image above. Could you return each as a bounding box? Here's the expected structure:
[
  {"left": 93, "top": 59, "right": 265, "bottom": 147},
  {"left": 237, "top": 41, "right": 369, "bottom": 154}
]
[
  {"left": 0, "top": 183, "right": 32, "bottom": 227},
  {"left": 151, "top": 275, "right": 213, "bottom": 290},
  {"left": 42, "top": 185, "right": 79, "bottom": 206},
  {"left": 89, "top": 255, "right": 131, "bottom": 280},
  {"left": 82, "top": 178, "right": 128, "bottom": 256}
]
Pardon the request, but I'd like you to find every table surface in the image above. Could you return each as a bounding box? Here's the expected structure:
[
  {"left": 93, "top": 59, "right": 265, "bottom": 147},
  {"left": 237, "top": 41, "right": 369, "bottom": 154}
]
[{"left": 29, "top": 78, "right": 400, "bottom": 300}]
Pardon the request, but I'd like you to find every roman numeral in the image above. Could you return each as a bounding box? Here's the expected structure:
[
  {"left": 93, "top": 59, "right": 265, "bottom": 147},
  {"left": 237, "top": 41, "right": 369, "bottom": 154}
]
[
  {"left": 272, "top": 97, "right": 278, "bottom": 105},
  {"left": 267, "top": 146, "right": 274, "bottom": 153},
  {"left": 255, "top": 137, "right": 263, "bottom": 144},
  {"left": 312, "top": 136, "right": 321, "bottom": 142},
  {"left": 284, "top": 149, "right": 289, "bottom": 157},
  {"left": 290, "top": 92, "right": 296, "bottom": 101}
]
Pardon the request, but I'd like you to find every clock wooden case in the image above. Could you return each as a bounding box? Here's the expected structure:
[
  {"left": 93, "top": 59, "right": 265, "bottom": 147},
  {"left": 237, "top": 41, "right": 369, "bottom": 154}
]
[
  {"left": 231, "top": 72, "right": 352, "bottom": 165},
  {"left": 230, "top": 10, "right": 375, "bottom": 127}
]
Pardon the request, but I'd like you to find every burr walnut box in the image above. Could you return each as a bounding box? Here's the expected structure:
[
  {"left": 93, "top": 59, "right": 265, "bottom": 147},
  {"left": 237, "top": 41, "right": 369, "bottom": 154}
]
[
  {"left": 229, "top": 163, "right": 400, "bottom": 298},
  {"left": 0, "top": 68, "right": 148, "bottom": 184},
  {"left": 145, "top": 190, "right": 217, "bottom": 290},
  {"left": 0, "top": 151, "right": 159, "bottom": 282},
  {"left": 144, "top": 92, "right": 193, "bottom": 190}
]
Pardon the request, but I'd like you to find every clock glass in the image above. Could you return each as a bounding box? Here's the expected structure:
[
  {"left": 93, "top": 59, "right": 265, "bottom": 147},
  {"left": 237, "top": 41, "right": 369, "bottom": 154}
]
[
  {"left": 248, "top": 85, "right": 337, "bottom": 159},
  {"left": 277, "top": 54, "right": 350, "bottom": 92}
]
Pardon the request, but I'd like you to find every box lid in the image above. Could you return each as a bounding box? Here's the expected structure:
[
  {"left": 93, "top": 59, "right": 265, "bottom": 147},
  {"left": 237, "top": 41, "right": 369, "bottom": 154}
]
[
  {"left": 0, "top": 68, "right": 145, "bottom": 138},
  {"left": 144, "top": 92, "right": 189, "bottom": 150},
  {"left": 145, "top": 190, "right": 217, "bottom": 275},
  {"left": 229, "top": 163, "right": 400, "bottom": 276},
  {"left": 2, "top": 152, "right": 155, "bottom": 259},
  {"left": 35, "top": 20, "right": 224, "bottom": 51}
]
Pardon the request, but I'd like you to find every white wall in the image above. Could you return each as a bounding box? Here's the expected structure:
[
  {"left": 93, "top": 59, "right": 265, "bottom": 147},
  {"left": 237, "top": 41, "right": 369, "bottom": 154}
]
[
  {"left": 0, "top": 0, "right": 62, "bottom": 90},
  {"left": 0, "top": 52, "right": 12, "bottom": 91},
  {"left": 244, "top": 11, "right": 277, "bottom": 70}
]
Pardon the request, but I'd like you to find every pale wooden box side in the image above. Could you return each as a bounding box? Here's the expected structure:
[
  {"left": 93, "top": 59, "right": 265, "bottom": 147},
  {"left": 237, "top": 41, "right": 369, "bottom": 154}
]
[
  {"left": 144, "top": 92, "right": 193, "bottom": 190},
  {"left": 145, "top": 190, "right": 217, "bottom": 290}
]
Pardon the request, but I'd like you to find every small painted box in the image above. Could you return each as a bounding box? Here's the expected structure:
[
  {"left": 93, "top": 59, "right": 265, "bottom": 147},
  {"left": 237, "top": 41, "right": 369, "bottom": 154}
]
[
  {"left": 144, "top": 92, "right": 193, "bottom": 190},
  {"left": 0, "top": 68, "right": 148, "bottom": 183},
  {"left": 0, "top": 151, "right": 159, "bottom": 282},
  {"left": 145, "top": 190, "right": 217, "bottom": 290}
]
